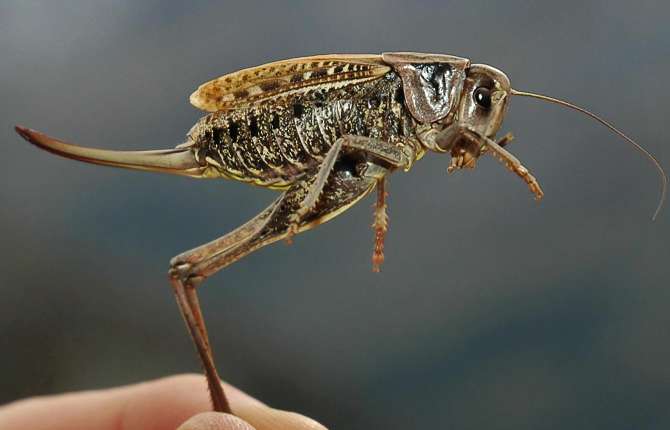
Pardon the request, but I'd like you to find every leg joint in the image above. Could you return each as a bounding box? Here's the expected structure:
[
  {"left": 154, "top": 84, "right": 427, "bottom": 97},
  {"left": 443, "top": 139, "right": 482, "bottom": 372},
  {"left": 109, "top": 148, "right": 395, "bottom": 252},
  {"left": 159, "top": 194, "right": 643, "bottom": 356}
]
[{"left": 168, "top": 259, "right": 205, "bottom": 287}]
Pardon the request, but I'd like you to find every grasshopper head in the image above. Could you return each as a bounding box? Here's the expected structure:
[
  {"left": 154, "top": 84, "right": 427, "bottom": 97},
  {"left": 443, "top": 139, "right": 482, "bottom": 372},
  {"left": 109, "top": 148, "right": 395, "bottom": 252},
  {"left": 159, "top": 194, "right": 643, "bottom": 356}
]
[
  {"left": 457, "top": 64, "right": 512, "bottom": 139},
  {"left": 430, "top": 64, "right": 512, "bottom": 169}
]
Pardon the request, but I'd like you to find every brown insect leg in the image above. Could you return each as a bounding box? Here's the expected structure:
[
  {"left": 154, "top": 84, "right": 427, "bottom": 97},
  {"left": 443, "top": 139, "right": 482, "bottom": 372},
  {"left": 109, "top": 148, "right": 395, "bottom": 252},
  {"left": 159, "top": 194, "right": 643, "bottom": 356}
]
[
  {"left": 168, "top": 203, "right": 279, "bottom": 413},
  {"left": 372, "top": 177, "right": 389, "bottom": 272},
  {"left": 168, "top": 160, "right": 381, "bottom": 413},
  {"left": 341, "top": 135, "right": 415, "bottom": 170},
  {"left": 479, "top": 133, "right": 513, "bottom": 159},
  {"left": 285, "top": 137, "right": 344, "bottom": 243},
  {"left": 285, "top": 135, "right": 412, "bottom": 245},
  {"left": 484, "top": 137, "right": 544, "bottom": 200},
  {"left": 170, "top": 276, "right": 230, "bottom": 413}
]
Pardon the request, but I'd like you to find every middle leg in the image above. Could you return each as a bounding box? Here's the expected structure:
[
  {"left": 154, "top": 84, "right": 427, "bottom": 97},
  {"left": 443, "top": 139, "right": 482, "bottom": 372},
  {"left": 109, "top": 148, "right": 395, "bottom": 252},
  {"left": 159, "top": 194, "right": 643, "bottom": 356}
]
[
  {"left": 372, "top": 177, "right": 388, "bottom": 272},
  {"left": 286, "top": 134, "right": 416, "bottom": 241},
  {"left": 285, "top": 134, "right": 417, "bottom": 247}
]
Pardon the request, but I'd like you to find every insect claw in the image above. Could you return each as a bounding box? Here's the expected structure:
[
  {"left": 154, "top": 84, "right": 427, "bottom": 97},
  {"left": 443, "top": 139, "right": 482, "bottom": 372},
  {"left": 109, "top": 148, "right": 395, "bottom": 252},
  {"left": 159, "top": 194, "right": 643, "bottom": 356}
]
[{"left": 372, "top": 255, "right": 384, "bottom": 273}]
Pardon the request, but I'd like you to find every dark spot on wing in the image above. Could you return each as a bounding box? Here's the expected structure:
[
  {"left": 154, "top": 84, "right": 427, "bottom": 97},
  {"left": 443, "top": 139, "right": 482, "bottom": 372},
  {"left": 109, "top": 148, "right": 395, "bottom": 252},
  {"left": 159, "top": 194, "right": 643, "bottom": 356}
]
[
  {"left": 228, "top": 122, "right": 240, "bottom": 142},
  {"left": 310, "top": 69, "right": 328, "bottom": 79},
  {"left": 249, "top": 117, "right": 259, "bottom": 137},
  {"left": 334, "top": 65, "right": 344, "bottom": 73},
  {"left": 271, "top": 114, "right": 280, "bottom": 129},
  {"left": 204, "top": 128, "right": 214, "bottom": 144},
  {"left": 233, "top": 89, "right": 249, "bottom": 99},
  {"left": 212, "top": 128, "right": 224, "bottom": 145},
  {"left": 292, "top": 103, "right": 304, "bottom": 118},
  {"left": 259, "top": 80, "right": 280, "bottom": 92},
  {"left": 290, "top": 73, "right": 303, "bottom": 83},
  {"left": 394, "top": 86, "right": 405, "bottom": 105},
  {"left": 313, "top": 90, "right": 326, "bottom": 108}
]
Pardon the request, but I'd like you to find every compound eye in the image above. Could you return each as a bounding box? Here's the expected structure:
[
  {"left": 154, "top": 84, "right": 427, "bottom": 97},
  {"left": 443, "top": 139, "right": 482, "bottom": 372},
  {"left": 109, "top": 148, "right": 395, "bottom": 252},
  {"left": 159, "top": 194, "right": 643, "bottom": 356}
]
[{"left": 473, "top": 86, "right": 492, "bottom": 109}]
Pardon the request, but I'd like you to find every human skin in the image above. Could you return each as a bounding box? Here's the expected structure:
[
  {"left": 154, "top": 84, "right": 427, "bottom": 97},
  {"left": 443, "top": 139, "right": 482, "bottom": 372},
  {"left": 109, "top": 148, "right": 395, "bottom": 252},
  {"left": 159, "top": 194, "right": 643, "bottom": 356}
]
[{"left": 0, "top": 374, "right": 326, "bottom": 430}]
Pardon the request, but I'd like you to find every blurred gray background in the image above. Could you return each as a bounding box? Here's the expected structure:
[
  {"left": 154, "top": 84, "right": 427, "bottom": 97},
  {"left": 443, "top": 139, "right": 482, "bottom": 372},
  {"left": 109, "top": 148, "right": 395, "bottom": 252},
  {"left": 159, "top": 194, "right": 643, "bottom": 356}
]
[{"left": 1, "top": 1, "right": 669, "bottom": 429}]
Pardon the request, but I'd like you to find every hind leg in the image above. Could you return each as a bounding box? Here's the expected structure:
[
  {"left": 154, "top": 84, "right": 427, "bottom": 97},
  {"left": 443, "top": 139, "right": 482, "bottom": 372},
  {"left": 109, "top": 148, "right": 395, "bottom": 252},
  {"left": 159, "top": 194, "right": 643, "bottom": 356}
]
[
  {"left": 169, "top": 203, "right": 277, "bottom": 413},
  {"left": 169, "top": 160, "right": 383, "bottom": 413}
]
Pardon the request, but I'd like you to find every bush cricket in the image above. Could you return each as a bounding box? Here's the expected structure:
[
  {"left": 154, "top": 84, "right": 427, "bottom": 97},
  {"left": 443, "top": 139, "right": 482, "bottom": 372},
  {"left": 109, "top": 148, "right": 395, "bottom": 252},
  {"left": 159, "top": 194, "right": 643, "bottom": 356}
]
[{"left": 15, "top": 52, "right": 667, "bottom": 414}]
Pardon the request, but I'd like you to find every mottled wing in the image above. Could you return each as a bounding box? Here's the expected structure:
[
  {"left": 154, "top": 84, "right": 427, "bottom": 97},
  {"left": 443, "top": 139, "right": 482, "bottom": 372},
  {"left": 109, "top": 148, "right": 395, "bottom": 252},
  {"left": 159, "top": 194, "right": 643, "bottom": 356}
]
[{"left": 190, "top": 54, "right": 391, "bottom": 112}]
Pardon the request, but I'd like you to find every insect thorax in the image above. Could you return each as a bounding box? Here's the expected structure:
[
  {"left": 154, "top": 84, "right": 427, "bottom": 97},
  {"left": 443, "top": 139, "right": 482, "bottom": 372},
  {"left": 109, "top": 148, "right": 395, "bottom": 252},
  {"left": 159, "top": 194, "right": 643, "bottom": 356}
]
[{"left": 188, "top": 72, "right": 417, "bottom": 188}]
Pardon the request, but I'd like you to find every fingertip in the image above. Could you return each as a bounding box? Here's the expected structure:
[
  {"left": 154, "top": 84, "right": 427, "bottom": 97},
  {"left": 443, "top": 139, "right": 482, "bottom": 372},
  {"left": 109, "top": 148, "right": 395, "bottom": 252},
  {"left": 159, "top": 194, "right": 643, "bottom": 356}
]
[
  {"left": 266, "top": 409, "right": 328, "bottom": 430},
  {"left": 0, "top": 375, "right": 328, "bottom": 430},
  {"left": 177, "top": 412, "right": 256, "bottom": 430},
  {"left": 233, "top": 406, "right": 328, "bottom": 430}
]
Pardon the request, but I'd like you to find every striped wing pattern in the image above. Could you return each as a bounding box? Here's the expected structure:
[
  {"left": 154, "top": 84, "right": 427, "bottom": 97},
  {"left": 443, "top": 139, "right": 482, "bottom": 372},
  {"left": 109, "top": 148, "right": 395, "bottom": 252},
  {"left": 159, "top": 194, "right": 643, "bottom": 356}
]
[{"left": 190, "top": 54, "right": 391, "bottom": 112}]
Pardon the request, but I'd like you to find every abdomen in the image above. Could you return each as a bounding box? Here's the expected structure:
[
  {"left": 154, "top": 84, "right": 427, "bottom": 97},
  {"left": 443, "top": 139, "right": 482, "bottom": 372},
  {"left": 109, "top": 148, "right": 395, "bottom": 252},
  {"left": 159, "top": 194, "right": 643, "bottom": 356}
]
[{"left": 188, "top": 72, "right": 416, "bottom": 188}]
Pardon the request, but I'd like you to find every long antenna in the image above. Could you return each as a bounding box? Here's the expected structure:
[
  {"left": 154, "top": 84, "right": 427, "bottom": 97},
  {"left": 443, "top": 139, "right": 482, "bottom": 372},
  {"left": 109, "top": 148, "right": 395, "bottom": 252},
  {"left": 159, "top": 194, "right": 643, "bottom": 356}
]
[{"left": 511, "top": 89, "right": 667, "bottom": 221}]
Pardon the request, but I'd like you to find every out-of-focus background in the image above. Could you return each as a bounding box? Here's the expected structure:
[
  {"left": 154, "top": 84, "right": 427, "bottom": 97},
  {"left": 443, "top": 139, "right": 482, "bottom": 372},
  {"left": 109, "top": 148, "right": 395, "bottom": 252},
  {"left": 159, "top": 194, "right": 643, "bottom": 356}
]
[{"left": 2, "top": 1, "right": 669, "bottom": 429}]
